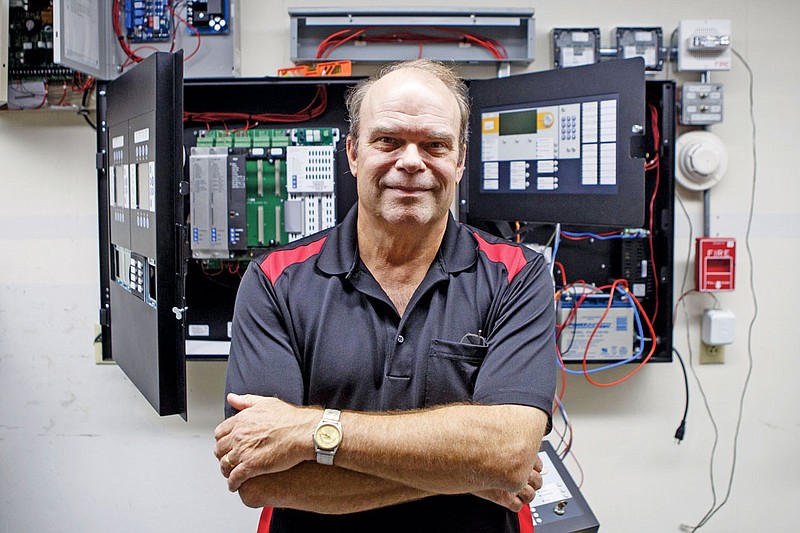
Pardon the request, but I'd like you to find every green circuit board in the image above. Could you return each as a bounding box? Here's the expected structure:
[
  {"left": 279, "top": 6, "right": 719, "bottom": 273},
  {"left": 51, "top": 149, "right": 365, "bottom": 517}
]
[{"left": 192, "top": 127, "right": 338, "bottom": 254}]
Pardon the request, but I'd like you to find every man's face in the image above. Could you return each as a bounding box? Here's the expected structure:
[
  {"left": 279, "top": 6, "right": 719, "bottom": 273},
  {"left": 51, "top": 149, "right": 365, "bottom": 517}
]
[{"left": 346, "top": 69, "right": 466, "bottom": 229}]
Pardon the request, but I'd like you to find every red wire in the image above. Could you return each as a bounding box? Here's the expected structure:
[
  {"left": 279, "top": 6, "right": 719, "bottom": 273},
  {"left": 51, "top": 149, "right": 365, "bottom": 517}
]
[
  {"left": 568, "top": 447, "right": 586, "bottom": 489},
  {"left": 580, "top": 281, "right": 658, "bottom": 387},
  {"left": 55, "top": 81, "right": 68, "bottom": 106},
  {"left": 184, "top": 85, "right": 328, "bottom": 125},
  {"left": 71, "top": 72, "right": 82, "bottom": 92},
  {"left": 122, "top": 44, "right": 162, "bottom": 68},
  {"left": 553, "top": 279, "right": 592, "bottom": 409},
  {"left": 319, "top": 29, "right": 366, "bottom": 59},
  {"left": 315, "top": 27, "right": 508, "bottom": 60},
  {"left": 80, "top": 76, "right": 95, "bottom": 93},
  {"left": 168, "top": 4, "right": 202, "bottom": 61},
  {"left": 433, "top": 26, "right": 507, "bottom": 59},
  {"left": 113, "top": 0, "right": 145, "bottom": 64},
  {"left": 231, "top": 120, "right": 251, "bottom": 133},
  {"left": 559, "top": 230, "right": 624, "bottom": 241},
  {"left": 552, "top": 397, "right": 573, "bottom": 457},
  {"left": 316, "top": 29, "right": 355, "bottom": 59},
  {"left": 34, "top": 81, "right": 49, "bottom": 109},
  {"left": 646, "top": 103, "right": 661, "bottom": 324},
  {"left": 201, "top": 262, "right": 223, "bottom": 276},
  {"left": 645, "top": 102, "right": 660, "bottom": 170}
]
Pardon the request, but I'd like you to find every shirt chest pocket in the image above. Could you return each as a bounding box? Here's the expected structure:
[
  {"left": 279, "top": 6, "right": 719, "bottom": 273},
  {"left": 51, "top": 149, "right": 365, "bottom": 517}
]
[{"left": 424, "top": 339, "right": 488, "bottom": 407}]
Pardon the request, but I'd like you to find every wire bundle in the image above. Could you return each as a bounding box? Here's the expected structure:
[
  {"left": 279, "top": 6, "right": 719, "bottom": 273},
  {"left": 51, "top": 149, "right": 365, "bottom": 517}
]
[
  {"left": 546, "top": 101, "right": 666, "bottom": 482},
  {"left": 6, "top": 73, "right": 95, "bottom": 112},
  {"left": 182, "top": 85, "right": 329, "bottom": 125},
  {"left": 316, "top": 26, "right": 509, "bottom": 60},
  {"left": 554, "top": 279, "right": 657, "bottom": 385},
  {"left": 113, "top": 0, "right": 202, "bottom": 70}
]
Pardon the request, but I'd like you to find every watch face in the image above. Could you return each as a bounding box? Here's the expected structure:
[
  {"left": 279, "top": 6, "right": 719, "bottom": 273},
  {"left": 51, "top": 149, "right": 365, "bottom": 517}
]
[{"left": 315, "top": 424, "right": 342, "bottom": 450}]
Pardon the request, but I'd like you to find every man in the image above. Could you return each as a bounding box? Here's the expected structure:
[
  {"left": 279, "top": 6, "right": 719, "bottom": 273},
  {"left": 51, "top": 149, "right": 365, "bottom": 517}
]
[{"left": 214, "top": 59, "right": 557, "bottom": 532}]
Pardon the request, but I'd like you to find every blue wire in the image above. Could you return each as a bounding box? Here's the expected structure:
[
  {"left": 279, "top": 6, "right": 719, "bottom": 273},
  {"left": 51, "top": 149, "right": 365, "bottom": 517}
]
[
  {"left": 550, "top": 223, "right": 562, "bottom": 276},
  {"left": 557, "top": 286, "right": 646, "bottom": 374},
  {"left": 560, "top": 230, "right": 646, "bottom": 240},
  {"left": 553, "top": 395, "right": 572, "bottom": 459}
]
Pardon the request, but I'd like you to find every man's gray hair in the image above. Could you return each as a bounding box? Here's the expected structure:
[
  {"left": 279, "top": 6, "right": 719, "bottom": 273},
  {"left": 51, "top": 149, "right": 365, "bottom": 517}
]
[{"left": 345, "top": 59, "right": 471, "bottom": 161}]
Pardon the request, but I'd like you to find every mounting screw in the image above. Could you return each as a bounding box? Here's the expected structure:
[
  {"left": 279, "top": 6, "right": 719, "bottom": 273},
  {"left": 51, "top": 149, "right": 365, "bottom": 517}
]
[{"left": 554, "top": 501, "right": 568, "bottom": 516}]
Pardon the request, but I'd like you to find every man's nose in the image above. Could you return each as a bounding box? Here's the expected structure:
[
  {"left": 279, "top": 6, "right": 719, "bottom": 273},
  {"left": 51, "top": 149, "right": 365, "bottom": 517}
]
[{"left": 395, "top": 143, "right": 426, "bottom": 173}]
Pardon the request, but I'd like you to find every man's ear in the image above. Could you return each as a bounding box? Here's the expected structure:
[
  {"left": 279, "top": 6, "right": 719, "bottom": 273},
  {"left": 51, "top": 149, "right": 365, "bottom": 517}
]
[
  {"left": 346, "top": 135, "right": 358, "bottom": 177},
  {"left": 455, "top": 144, "right": 467, "bottom": 183}
]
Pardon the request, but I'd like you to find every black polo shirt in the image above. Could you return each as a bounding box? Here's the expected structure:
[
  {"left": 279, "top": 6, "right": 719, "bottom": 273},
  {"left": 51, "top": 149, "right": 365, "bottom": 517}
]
[{"left": 226, "top": 206, "right": 557, "bottom": 532}]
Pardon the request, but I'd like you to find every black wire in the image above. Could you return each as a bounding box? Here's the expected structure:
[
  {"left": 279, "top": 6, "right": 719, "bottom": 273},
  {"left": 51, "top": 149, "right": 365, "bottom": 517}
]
[
  {"left": 672, "top": 347, "right": 689, "bottom": 442},
  {"left": 561, "top": 314, "right": 579, "bottom": 355},
  {"left": 79, "top": 87, "right": 97, "bottom": 130},
  {"left": 81, "top": 112, "right": 97, "bottom": 130}
]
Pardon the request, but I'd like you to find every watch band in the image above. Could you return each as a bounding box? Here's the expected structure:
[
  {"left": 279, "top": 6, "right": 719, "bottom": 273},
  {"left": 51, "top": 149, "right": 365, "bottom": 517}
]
[
  {"left": 322, "top": 408, "right": 341, "bottom": 423},
  {"left": 316, "top": 449, "right": 336, "bottom": 466}
]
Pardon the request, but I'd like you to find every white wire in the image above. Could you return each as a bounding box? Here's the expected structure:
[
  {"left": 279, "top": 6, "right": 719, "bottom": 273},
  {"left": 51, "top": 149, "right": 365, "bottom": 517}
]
[{"left": 683, "top": 47, "right": 760, "bottom": 533}]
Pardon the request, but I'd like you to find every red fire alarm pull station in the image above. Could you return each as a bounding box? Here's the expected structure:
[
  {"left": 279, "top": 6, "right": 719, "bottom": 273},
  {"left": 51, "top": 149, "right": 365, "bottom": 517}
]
[{"left": 696, "top": 237, "right": 736, "bottom": 291}]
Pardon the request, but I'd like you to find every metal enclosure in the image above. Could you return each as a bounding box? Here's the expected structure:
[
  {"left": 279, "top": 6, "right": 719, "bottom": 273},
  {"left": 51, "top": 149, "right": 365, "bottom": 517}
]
[
  {"left": 289, "top": 7, "right": 535, "bottom": 64},
  {"left": 464, "top": 79, "right": 676, "bottom": 364},
  {"left": 534, "top": 441, "right": 600, "bottom": 532},
  {"left": 466, "top": 58, "right": 647, "bottom": 228},
  {"left": 97, "top": 56, "right": 673, "bottom": 415},
  {"left": 53, "top": 0, "right": 239, "bottom": 80},
  {"left": 180, "top": 77, "right": 356, "bottom": 353},
  {"left": 98, "top": 52, "right": 187, "bottom": 417}
]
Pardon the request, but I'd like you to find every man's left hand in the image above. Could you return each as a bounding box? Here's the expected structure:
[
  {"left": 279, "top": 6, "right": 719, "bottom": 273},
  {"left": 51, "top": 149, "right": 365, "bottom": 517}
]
[
  {"left": 214, "top": 394, "right": 319, "bottom": 492},
  {"left": 472, "top": 454, "right": 543, "bottom": 512}
]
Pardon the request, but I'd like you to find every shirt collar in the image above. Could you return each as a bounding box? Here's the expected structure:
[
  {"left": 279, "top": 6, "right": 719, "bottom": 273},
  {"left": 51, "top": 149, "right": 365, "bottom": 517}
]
[{"left": 316, "top": 205, "right": 477, "bottom": 276}]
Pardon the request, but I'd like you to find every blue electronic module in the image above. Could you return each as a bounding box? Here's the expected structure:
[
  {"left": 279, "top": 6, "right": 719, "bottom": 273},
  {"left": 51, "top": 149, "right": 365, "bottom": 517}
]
[{"left": 126, "top": 0, "right": 172, "bottom": 42}]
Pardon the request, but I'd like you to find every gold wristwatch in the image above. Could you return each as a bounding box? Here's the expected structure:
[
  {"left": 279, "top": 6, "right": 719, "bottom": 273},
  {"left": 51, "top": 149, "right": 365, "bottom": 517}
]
[{"left": 313, "top": 409, "right": 343, "bottom": 465}]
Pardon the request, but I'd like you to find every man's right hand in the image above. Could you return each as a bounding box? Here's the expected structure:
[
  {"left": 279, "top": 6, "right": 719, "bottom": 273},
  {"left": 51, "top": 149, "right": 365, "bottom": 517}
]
[
  {"left": 472, "top": 454, "right": 543, "bottom": 512},
  {"left": 214, "top": 394, "right": 320, "bottom": 492}
]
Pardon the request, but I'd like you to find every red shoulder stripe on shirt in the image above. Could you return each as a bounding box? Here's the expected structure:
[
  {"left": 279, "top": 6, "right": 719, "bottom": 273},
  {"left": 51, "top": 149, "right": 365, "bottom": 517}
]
[
  {"left": 518, "top": 503, "right": 535, "bottom": 533},
  {"left": 473, "top": 232, "right": 528, "bottom": 283},
  {"left": 260, "top": 237, "right": 327, "bottom": 285}
]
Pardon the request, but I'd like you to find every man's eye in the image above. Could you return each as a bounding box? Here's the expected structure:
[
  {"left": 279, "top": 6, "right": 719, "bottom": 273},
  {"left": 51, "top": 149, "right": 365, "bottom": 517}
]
[{"left": 372, "top": 137, "right": 398, "bottom": 149}]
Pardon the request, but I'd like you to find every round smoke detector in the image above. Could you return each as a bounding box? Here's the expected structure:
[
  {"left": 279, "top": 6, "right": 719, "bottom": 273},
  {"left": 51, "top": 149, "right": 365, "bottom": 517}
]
[{"left": 675, "top": 130, "right": 728, "bottom": 191}]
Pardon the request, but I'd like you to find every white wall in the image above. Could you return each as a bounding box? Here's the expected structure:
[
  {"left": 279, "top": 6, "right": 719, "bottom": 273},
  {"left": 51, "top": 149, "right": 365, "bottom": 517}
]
[{"left": 1, "top": 1, "right": 798, "bottom": 531}]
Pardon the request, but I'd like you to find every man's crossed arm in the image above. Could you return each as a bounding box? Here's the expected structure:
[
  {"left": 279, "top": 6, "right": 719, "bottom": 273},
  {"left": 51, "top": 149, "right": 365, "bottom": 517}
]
[{"left": 214, "top": 394, "right": 548, "bottom": 514}]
